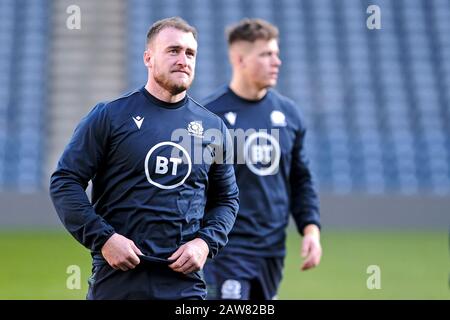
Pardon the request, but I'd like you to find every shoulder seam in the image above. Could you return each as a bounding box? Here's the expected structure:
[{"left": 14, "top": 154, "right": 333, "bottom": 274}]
[
  {"left": 201, "top": 87, "right": 230, "bottom": 107},
  {"left": 188, "top": 95, "right": 223, "bottom": 120},
  {"left": 105, "top": 89, "right": 141, "bottom": 106}
]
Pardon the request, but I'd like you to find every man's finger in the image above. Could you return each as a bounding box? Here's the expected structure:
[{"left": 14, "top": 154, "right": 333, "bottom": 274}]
[
  {"left": 168, "top": 246, "right": 184, "bottom": 261},
  {"left": 177, "top": 259, "right": 200, "bottom": 274},
  {"left": 301, "top": 240, "right": 310, "bottom": 258},
  {"left": 169, "top": 256, "right": 189, "bottom": 271},
  {"left": 301, "top": 257, "right": 315, "bottom": 271},
  {"left": 173, "top": 260, "right": 194, "bottom": 273},
  {"left": 169, "top": 251, "right": 190, "bottom": 270},
  {"left": 110, "top": 263, "right": 119, "bottom": 270},
  {"left": 301, "top": 236, "right": 314, "bottom": 258},
  {"left": 301, "top": 262, "right": 311, "bottom": 271},
  {"left": 301, "top": 249, "right": 321, "bottom": 271},
  {"left": 117, "top": 263, "right": 130, "bottom": 271},
  {"left": 182, "top": 264, "right": 198, "bottom": 274},
  {"left": 301, "top": 257, "right": 309, "bottom": 270},
  {"left": 121, "top": 259, "right": 136, "bottom": 270},
  {"left": 131, "top": 242, "right": 143, "bottom": 256},
  {"left": 127, "top": 249, "right": 141, "bottom": 266}
]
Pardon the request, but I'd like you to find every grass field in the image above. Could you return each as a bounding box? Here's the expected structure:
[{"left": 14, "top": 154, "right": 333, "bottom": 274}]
[{"left": 0, "top": 229, "right": 448, "bottom": 299}]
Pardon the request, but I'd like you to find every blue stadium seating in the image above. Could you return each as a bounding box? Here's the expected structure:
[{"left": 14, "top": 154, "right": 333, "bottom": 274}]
[
  {"left": 125, "top": 0, "right": 450, "bottom": 195},
  {"left": 121, "top": 0, "right": 450, "bottom": 195},
  {"left": 1, "top": 0, "right": 446, "bottom": 195},
  {"left": 0, "top": 0, "right": 48, "bottom": 191}
]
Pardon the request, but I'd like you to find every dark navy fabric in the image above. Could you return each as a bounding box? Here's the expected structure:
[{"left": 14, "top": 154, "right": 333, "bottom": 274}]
[
  {"left": 202, "top": 86, "right": 320, "bottom": 258},
  {"left": 87, "top": 260, "right": 206, "bottom": 300},
  {"left": 204, "top": 255, "right": 283, "bottom": 300},
  {"left": 138, "top": 255, "right": 174, "bottom": 265},
  {"left": 50, "top": 86, "right": 239, "bottom": 262}
]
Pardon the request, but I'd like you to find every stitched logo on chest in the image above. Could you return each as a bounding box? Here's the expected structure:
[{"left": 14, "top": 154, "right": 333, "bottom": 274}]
[{"left": 133, "top": 116, "right": 144, "bottom": 129}]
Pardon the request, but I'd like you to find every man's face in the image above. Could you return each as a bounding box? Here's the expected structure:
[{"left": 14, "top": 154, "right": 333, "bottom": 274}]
[
  {"left": 146, "top": 28, "right": 197, "bottom": 95},
  {"left": 240, "top": 39, "right": 282, "bottom": 89}
]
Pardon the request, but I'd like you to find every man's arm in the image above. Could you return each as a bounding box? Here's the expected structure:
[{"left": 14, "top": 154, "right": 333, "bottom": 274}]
[
  {"left": 169, "top": 122, "right": 239, "bottom": 273},
  {"left": 197, "top": 122, "right": 239, "bottom": 258},
  {"left": 50, "top": 103, "right": 115, "bottom": 251},
  {"left": 290, "top": 116, "right": 322, "bottom": 271},
  {"left": 49, "top": 103, "right": 142, "bottom": 271}
]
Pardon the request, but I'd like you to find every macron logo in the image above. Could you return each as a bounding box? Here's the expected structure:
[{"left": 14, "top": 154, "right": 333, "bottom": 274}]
[{"left": 133, "top": 116, "right": 144, "bottom": 129}]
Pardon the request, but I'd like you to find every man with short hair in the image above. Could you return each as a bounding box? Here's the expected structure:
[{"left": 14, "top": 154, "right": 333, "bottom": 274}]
[
  {"left": 50, "top": 17, "right": 239, "bottom": 300},
  {"left": 202, "top": 18, "right": 322, "bottom": 300}
]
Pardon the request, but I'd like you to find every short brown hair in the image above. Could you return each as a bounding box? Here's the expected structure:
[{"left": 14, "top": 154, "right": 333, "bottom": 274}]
[
  {"left": 226, "top": 18, "right": 279, "bottom": 45},
  {"left": 146, "top": 17, "right": 197, "bottom": 46}
]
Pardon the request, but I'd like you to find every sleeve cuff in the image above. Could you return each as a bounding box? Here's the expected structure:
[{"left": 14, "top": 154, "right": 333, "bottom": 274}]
[
  {"left": 297, "top": 221, "right": 321, "bottom": 236},
  {"left": 91, "top": 229, "right": 116, "bottom": 252},
  {"left": 196, "top": 233, "right": 217, "bottom": 259}
]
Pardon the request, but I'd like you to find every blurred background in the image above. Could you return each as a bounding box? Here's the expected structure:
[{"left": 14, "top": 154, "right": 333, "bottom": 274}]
[{"left": 0, "top": 0, "right": 448, "bottom": 299}]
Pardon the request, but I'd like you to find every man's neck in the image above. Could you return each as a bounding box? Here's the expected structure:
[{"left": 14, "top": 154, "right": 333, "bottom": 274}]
[
  {"left": 144, "top": 81, "right": 186, "bottom": 103},
  {"left": 229, "top": 77, "right": 267, "bottom": 101}
]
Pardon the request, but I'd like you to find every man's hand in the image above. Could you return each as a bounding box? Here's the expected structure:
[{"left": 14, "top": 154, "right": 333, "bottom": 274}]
[
  {"left": 101, "top": 233, "right": 143, "bottom": 271},
  {"left": 168, "top": 238, "right": 209, "bottom": 274},
  {"left": 301, "top": 224, "right": 322, "bottom": 271}
]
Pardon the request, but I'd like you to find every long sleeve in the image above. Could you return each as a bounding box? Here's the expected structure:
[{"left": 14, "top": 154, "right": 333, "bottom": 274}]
[
  {"left": 290, "top": 119, "right": 321, "bottom": 236},
  {"left": 197, "top": 121, "right": 239, "bottom": 258},
  {"left": 49, "top": 103, "right": 115, "bottom": 252}
]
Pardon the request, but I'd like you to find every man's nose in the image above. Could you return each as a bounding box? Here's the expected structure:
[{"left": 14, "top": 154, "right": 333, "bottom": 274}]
[
  {"left": 273, "top": 55, "right": 282, "bottom": 66},
  {"left": 176, "top": 52, "right": 188, "bottom": 66}
]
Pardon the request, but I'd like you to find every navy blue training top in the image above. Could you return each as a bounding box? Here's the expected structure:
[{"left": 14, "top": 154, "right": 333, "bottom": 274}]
[
  {"left": 202, "top": 86, "right": 320, "bottom": 257},
  {"left": 50, "top": 87, "right": 239, "bottom": 260}
]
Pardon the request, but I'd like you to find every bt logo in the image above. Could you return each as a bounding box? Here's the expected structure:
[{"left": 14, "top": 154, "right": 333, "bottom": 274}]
[
  {"left": 145, "top": 142, "right": 192, "bottom": 189},
  {"left": 250, "top": 145, "right": 274, "bottom": 165},
  {"left": 154, "top": 156, "right": 182, "bottom": 175},
  {"left": 244, "top": 132, "right": 280, "bottom": 176}
]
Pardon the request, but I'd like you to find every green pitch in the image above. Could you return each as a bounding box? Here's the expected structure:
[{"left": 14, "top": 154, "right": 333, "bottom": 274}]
[{"left": 0, "top": 230, "right": 448, "bottom": 299}]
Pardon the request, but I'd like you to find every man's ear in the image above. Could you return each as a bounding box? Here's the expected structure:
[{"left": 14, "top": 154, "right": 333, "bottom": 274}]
[
  {"left": 143, "top": 49, "right": 152, "bottom": 67},
  {"left": 237, "top": 54, "right": 245, "bottom": 68},
  {"left": 229, "top": 49, "right": 245, "bottom": 69}
]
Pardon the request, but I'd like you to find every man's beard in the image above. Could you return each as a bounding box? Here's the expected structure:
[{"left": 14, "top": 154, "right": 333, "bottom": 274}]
[{"left": 154, "top": 70, "right": 193, "bottom": 95}]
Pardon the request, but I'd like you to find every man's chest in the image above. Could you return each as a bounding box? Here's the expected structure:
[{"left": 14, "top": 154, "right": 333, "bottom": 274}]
[
  {"left": 104, "top": 112, "right": 218, "bottom": 187},
  {"left": 219, "top": 107, "right": 296, "bottom": 176}
]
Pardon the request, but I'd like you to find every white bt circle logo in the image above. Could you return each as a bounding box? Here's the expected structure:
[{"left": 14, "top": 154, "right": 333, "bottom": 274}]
[
  {"left": 144, "top": 142, "right": 192, "bottom": 189},
  {"left": 243, "top": 132, "right": 281, "bottom": 176}
]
